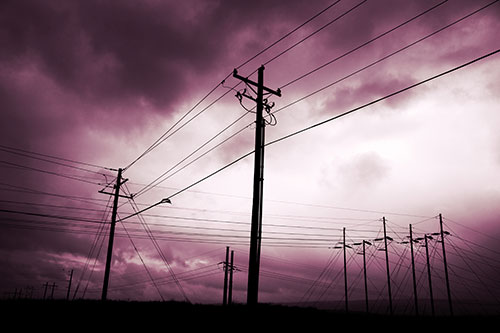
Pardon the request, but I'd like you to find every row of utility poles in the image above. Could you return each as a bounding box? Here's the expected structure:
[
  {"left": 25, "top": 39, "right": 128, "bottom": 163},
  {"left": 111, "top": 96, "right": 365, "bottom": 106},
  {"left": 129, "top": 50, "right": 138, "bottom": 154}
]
[
  {"left": 337, "top": 215, "right": 453, "bottom": 316},
  {"left": 7, "top": 269, "right": 74, "bottom": 301}
]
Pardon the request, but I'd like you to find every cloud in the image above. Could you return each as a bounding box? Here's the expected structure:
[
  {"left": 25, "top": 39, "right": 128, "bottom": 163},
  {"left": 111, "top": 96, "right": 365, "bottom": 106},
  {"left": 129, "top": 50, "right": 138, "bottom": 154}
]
[
  {"left": 337, "top": 151, "right": 391, "bottom": 188},
  {"left": 323, "top": 73, "right": 417, "bottom": 114}
]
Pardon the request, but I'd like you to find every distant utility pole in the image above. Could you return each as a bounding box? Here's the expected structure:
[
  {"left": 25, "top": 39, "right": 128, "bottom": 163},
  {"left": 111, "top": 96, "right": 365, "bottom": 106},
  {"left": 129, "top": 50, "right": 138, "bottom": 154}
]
[
  {"left": 228, "top": 250, "right": 234, "bottom": 305},
  {"left": 424, "top": 234, "right": 435, "bottom": 316},
  {"left": 66, "top": 269, "right": 73, "bottom": 301},
  {"left": 223, "top": 246, "right": 230, "bottom": 306},
  {"left": 233, "top": 66, "right": 281, "bottom": 305},
  {"left": 362, "top": 240, "right": 371, "bottom": 314},
  {"left": 343, "top": 227, "right": 348, "bottom": 313},
  {"left": 382, "top": 217, "right": 393, "bottom": 315},
  {"left": 439, "top": 214, "right": 453, "bottom": 316},
  {"left": 50, "top": 282, "right": 57, "bottom": 299},
  {"left": 100, "top": 168, "right": 131, "bottom": 301},
  {"left": 43, "top": 282, "right": 49, "bottom": 300},
  {"left": 221, "top": 247, "right": 236, "bottom": 306},
  {"left": 409, "top": 224, "right": 419, "bottom": 316}
]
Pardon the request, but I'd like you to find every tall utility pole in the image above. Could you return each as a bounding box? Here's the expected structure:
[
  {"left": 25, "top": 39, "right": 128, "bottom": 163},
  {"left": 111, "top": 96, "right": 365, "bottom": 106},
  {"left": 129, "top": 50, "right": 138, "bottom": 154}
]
[
  {"left": 439, "top": 214, "right": 453, "bottom": 316},
  {"left": 223, "top": 246, "right": 230, "bottom": 306},
  {"left": 343, "top": 227, "right": 348, "bottom": 313},
  {"left": 409, "top": 224, "right": 419, "bottom": 316},
  {"left": 382, "top": 217, "right": 393, "bottom": 315},
  {"left": 101, "top": 168, "right": 130, "bottom": 301},
  {"left": 66, "top": 269, "right": 73, "bottom": 301},
  {"left": 233, "top": 66, "right": 281, "bottom": 305},
  {"left": 424, "top": 234, "right": 435, "bottom": 316}
]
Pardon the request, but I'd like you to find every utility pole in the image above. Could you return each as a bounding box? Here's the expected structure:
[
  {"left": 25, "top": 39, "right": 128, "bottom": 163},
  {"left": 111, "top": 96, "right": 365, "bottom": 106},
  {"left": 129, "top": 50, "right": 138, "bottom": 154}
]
[
  {"left": 50, "top": 282, "right": 57, "bottom": 299},
  {"left": 223, "top": 246, "right": 230, "bottom": 306},
  {"left": 343, "top": 227, "right": 348, "bottom": 313},
  {"left": 424, "top": 234, "right": 435, "bottom": 316},
  {"left": 233, "top": 66, "right": 281, "bottom": 305},
  {"left": 362, "top": 240, "right": 371, "bottom": 314},
  {"left": 439, "top": 214, "right": 453, "bottom": 316},
  {"left": 43, "top": 282, "right": 48, "bottom": 300},
  {"left": 409, "top": 224, "right": 419, "bottom": 316},
  {"left": 229, "top": 250, "right": 234, "bottom": 305},
  {"left": 100, "top": 168, "right": 130, "bottom": 301},
  {"left": 66, "top": 269, "right": 73, "bottom": 301},
  {"left": 383, "top": 217, "right": 393, "bottom": 315}
]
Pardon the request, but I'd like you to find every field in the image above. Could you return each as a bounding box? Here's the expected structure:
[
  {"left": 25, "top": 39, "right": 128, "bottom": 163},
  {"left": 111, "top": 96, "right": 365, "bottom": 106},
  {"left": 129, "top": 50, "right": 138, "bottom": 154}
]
[{"left": 1, "top": 299, "right": 496, "bottom": 330}]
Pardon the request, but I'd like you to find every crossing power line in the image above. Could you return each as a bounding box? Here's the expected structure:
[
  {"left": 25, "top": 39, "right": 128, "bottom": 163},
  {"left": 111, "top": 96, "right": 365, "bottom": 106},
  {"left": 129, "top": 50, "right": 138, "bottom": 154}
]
[{"left": 121, "top": 48, "right": 499, "bottom": 222}]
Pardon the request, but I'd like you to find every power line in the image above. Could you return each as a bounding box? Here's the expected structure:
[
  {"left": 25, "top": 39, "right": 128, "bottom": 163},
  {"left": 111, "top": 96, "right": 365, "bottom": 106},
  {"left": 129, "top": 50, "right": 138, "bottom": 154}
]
[
  {"left": 279, "top": 0, "right": 449, "bottom": 89},
  {"left": 123, "top": 0, "right": 348, "bottom": 172},
  {"left": 262, "top": 0, "right": 368, "bottom": 67},
  {"left": 266, "top": 48, "right": 500, "bottom": 146},
  {"left": 273, "top": 0, "right": 499, "bottom": 114},
  {"left": 235, "top": 0, "right": 341, "bottom": 70},
  {"left": 123, "top": 48, "right": 500, "bottom": 223},
  {"left": 119, "top": 218, "right": 165, "bottom": 301},
  {"left": 0, "top": 160, "right": 101, "bottom": 185},
  {"left": 0, "top": 144, "right": 113, "bottom": 171},
  {"left": 0, "top": 208, "right": 107, "bottom": 224},
  {"left": 132, "top": 111, "right": 251, "bottom": 199},
  {"left": 124, "top": 190, "right": 191, "bottom": 303},
  {"left": 123, "top": 72, "right": 233, "bottom": 171}
]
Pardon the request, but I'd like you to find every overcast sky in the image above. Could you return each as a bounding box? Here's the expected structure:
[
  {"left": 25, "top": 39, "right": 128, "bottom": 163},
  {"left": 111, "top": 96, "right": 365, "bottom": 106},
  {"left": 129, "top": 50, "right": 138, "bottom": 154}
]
[{"left": 1, "top": 0, "right": 499, "bottom": 312}]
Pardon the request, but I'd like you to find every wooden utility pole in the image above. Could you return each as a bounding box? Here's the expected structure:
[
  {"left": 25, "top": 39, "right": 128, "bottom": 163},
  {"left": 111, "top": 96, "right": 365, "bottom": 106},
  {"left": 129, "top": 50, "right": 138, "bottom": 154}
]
[
  {"left": 233, "top": 66, "right": 281, "bottom": 305},
  {"left": 50, "top": 282, "right": 57, "bottom": 299},
  {"left": 362, "top": 240, "right": 371, "bottom": 314},
  {"left": 343, "top": 227, "right": 348, "bottom": 313},
  {"left": 424, "top": 234, "right": 435, "bottom": 316},
  {"left": 101, "top": 168, "right": 130, "bottom": 301},
  {"left": 383, "top": 217, "right": 393, "bottom": 315},
  {"left": 66, "top": 269, "right": 73, "bottom": 301},
  {"left": 409, "top": 224, "right": 419, "bottom": 316},
  {"left": 439, "top": 214, "right": 453, "bottom": 316},
  {"left": 228, "top": 250, "right": 234, "bottom": 305},
  {"left": 43, "top": 282, "right": 48, "bottom": 300},
  {"left": 223, "top": 246, "right": 230, "bottom": 306}
]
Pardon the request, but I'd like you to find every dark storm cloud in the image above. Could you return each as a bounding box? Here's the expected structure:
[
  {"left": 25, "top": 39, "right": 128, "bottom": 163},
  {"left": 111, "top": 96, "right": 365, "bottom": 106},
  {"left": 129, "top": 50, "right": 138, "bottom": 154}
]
[{"left": 0, "top": 0, "right": 324, "bottom": 113}]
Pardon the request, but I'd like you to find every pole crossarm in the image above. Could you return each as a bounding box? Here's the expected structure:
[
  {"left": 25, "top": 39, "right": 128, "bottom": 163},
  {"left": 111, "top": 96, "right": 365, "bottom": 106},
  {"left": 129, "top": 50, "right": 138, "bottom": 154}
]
[{"left": 233, "top": 67, "right": 282, "bottom": 97}]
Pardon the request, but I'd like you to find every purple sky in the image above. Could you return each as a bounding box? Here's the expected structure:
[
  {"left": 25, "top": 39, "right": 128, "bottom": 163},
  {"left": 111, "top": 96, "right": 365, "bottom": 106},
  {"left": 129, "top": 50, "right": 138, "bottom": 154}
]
[{"left": 1, "top": 0, "right": 499, "bottom": 313}]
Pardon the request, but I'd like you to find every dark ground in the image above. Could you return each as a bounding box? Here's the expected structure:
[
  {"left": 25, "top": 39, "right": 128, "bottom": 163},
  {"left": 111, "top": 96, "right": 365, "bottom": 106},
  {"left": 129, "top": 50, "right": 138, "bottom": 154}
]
[{"left": 0, "top": 299, "right": 496, "bottom": 330}]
